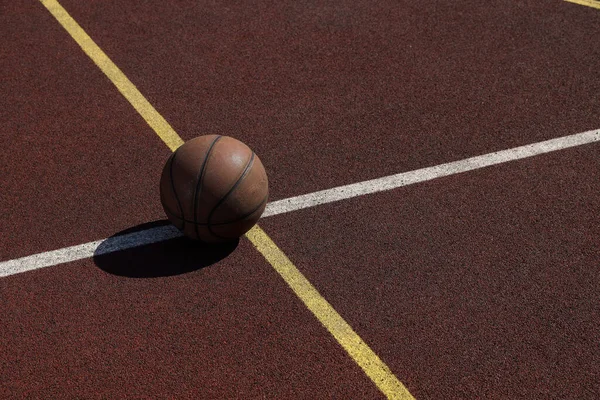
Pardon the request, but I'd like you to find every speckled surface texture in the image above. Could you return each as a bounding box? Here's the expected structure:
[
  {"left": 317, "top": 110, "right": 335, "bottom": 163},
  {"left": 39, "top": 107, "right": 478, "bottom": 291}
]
[
  {"left": 0, "top": 1, "right": 169, "bottom": 259},
  {"left": 0, "top": 237, "right": 381, "bottom": 399},
  {"left": 261, "top": 144, "right": 600, "bottom": 399},
  {"left": 1, "top": 0, "right": 599, "bottom": 398},
  {"left": 59, "top": 0, "right": 600, "bottom": 200}
]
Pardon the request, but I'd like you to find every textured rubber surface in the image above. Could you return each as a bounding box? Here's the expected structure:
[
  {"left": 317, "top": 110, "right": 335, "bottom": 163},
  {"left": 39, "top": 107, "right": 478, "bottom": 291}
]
[
  {"left": 2, "top": 0, "right": 599, "bottom": 398},
  {"left": 59, "top": 0, "right": 600, "bottom": 201},
  {"left": 260, "top": 144, "right": 600, "bottom": 399},
  {"left": 0, "top": 1, "right": 169, "bottom": 260},
  {"left": 0, "top": 238, "right": 382, "bottom": 399}
]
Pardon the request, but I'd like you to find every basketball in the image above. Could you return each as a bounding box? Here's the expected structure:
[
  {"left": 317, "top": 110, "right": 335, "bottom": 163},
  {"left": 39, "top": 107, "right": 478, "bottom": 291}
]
[{"left": 160, "top": 135, "right": 269, "bottom": 242}]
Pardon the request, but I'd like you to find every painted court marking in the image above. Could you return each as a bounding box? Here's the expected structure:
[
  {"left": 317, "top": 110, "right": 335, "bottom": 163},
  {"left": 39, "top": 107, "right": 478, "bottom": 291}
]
[
  {"left": 3, "top": 128, "right": 598, "bottom": 278},
  {"left": 246, "top": 226, "right": 411, "bottom": 398},
  {"left": 39, "top": 0, "right": 184, "bottom": 151},
  {"left": 0, "top": 225, "right": 183, "bottom": 278},
  {"left": 32, "top": 1, "right": 415, "bottom": 398},
  {"left": 263, "top": 129, "right": 599, "bottom": 217},
  {"left": 564, "top": 0, "right": 600, "bottom": 10},
  {"left": 5, "top": 2, "right": 600, "bottom": 398}
]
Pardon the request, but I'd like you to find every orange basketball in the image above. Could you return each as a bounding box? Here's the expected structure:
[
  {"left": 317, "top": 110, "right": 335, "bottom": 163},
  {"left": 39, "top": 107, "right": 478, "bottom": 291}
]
[{"left": 159, "top": 135, "right": 269, "bottom": 242}]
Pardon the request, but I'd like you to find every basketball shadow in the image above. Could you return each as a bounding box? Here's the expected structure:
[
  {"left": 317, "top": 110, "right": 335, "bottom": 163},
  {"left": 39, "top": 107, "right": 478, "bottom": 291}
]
[{"left": 93, "top": 220, "right": 238, "bottom": 278}]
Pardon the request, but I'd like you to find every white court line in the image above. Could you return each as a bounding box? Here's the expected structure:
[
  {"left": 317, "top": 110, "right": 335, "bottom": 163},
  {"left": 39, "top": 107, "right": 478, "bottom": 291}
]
[
  {"left": 263, "top": 129, "right": 600, "bottom": 217},
  {"left": 1, "top": 128, "right": 598, "bottom": 278},
  {"left": 0, "top": 225, "right": 183, "bottom": 278}
]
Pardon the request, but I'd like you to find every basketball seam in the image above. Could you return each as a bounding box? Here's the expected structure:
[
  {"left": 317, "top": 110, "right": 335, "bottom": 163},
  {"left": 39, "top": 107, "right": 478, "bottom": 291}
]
[
  {"left": 205, "top": 193, "right": 268, "bottom": 240},
  {"left": 207, "top": 152, "right": 255, "bottom": 238},
  {"left": 192, "top": 135, "right": 222, "bottom": 240},
  {"left": 213, "top": 192, "right": 267, "bottom": 225},
  {"left": 162, "top": 193, "right": 268, "bottom": 226},
  {"left": 168, "top": 149, "right": 185, "bottom": 231}
]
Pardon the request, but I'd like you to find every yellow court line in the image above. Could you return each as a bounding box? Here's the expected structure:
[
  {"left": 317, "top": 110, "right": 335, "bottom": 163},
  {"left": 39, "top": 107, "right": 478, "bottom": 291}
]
[
  {"left": 564, "top": 0, "right": 600, "bottom": 9},
  {"left": 246, "top": 226, "right": 414, "bottom": 399},
  {"left": 40, "top": 1, "right": 414, "bottom": 398},
  {"left": 40, "top": 0, "right": 184, "bottom": 151}
]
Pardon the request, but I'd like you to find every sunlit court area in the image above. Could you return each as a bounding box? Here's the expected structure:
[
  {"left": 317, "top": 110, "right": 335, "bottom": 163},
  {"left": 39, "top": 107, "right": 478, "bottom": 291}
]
[{"left": 1, "top": 1, "right": 599, "bottom": 398}]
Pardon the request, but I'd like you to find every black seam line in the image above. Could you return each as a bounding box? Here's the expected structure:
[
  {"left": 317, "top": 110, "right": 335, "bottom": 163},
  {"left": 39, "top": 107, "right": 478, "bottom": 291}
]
[
  {"left": 208, "top": 152, "right": 255, "bottom": 224},
  {"left": 205, "top": 192, "right": 265, "bottom": 240},
  {"left": 207, "top": 152, "right": 255, "bottom": 237},
  {"left": 168, "top": 148, "right": 185, "bottom": 232},
  {"left": 193, "top": 135, "right": 222, "bottom": 240},
  {"left": 162, "top": 193, "right": 267, "bottom": 226},
  {"left": 226, "top": 192, "right": 268, "bottom": 224}
]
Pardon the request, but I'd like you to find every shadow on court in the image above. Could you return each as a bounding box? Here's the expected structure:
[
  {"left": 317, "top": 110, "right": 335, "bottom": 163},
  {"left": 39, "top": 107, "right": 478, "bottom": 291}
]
[{"left": 93, "top": 220, "right": 238, "bottom": 278}]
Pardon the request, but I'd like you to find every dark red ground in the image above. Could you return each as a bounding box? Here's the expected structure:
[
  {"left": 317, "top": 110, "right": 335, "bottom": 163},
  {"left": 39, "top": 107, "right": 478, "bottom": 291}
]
[
  {"left": 1, "top": 1, "right": 168, "bottom": 260},
  {"left": 1, "top": 236, "right": 383, "bottom": 398},
  {"left": 261, "top": 144, "right": 600, "bottom": 399},
  {"left": 1, "top": 0, "right": 599, "bottom": 398}
]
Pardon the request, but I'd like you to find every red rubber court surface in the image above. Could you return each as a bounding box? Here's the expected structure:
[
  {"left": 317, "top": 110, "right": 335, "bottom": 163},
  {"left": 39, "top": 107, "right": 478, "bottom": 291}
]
[
  {"left": 261, "top": 144, "right": 600, "bottom": 399},
  {"left": 1, "top": 0, "right": 599, "bottom": 399},
  {"left": 59, "top": 0, "right": 600, "bottom": 199},
  {"left": 1, "top": 1, "right": 169, "bottom": 260},
  {"left": 1, "top": 237, "right": 381, "bottom": 398}
]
